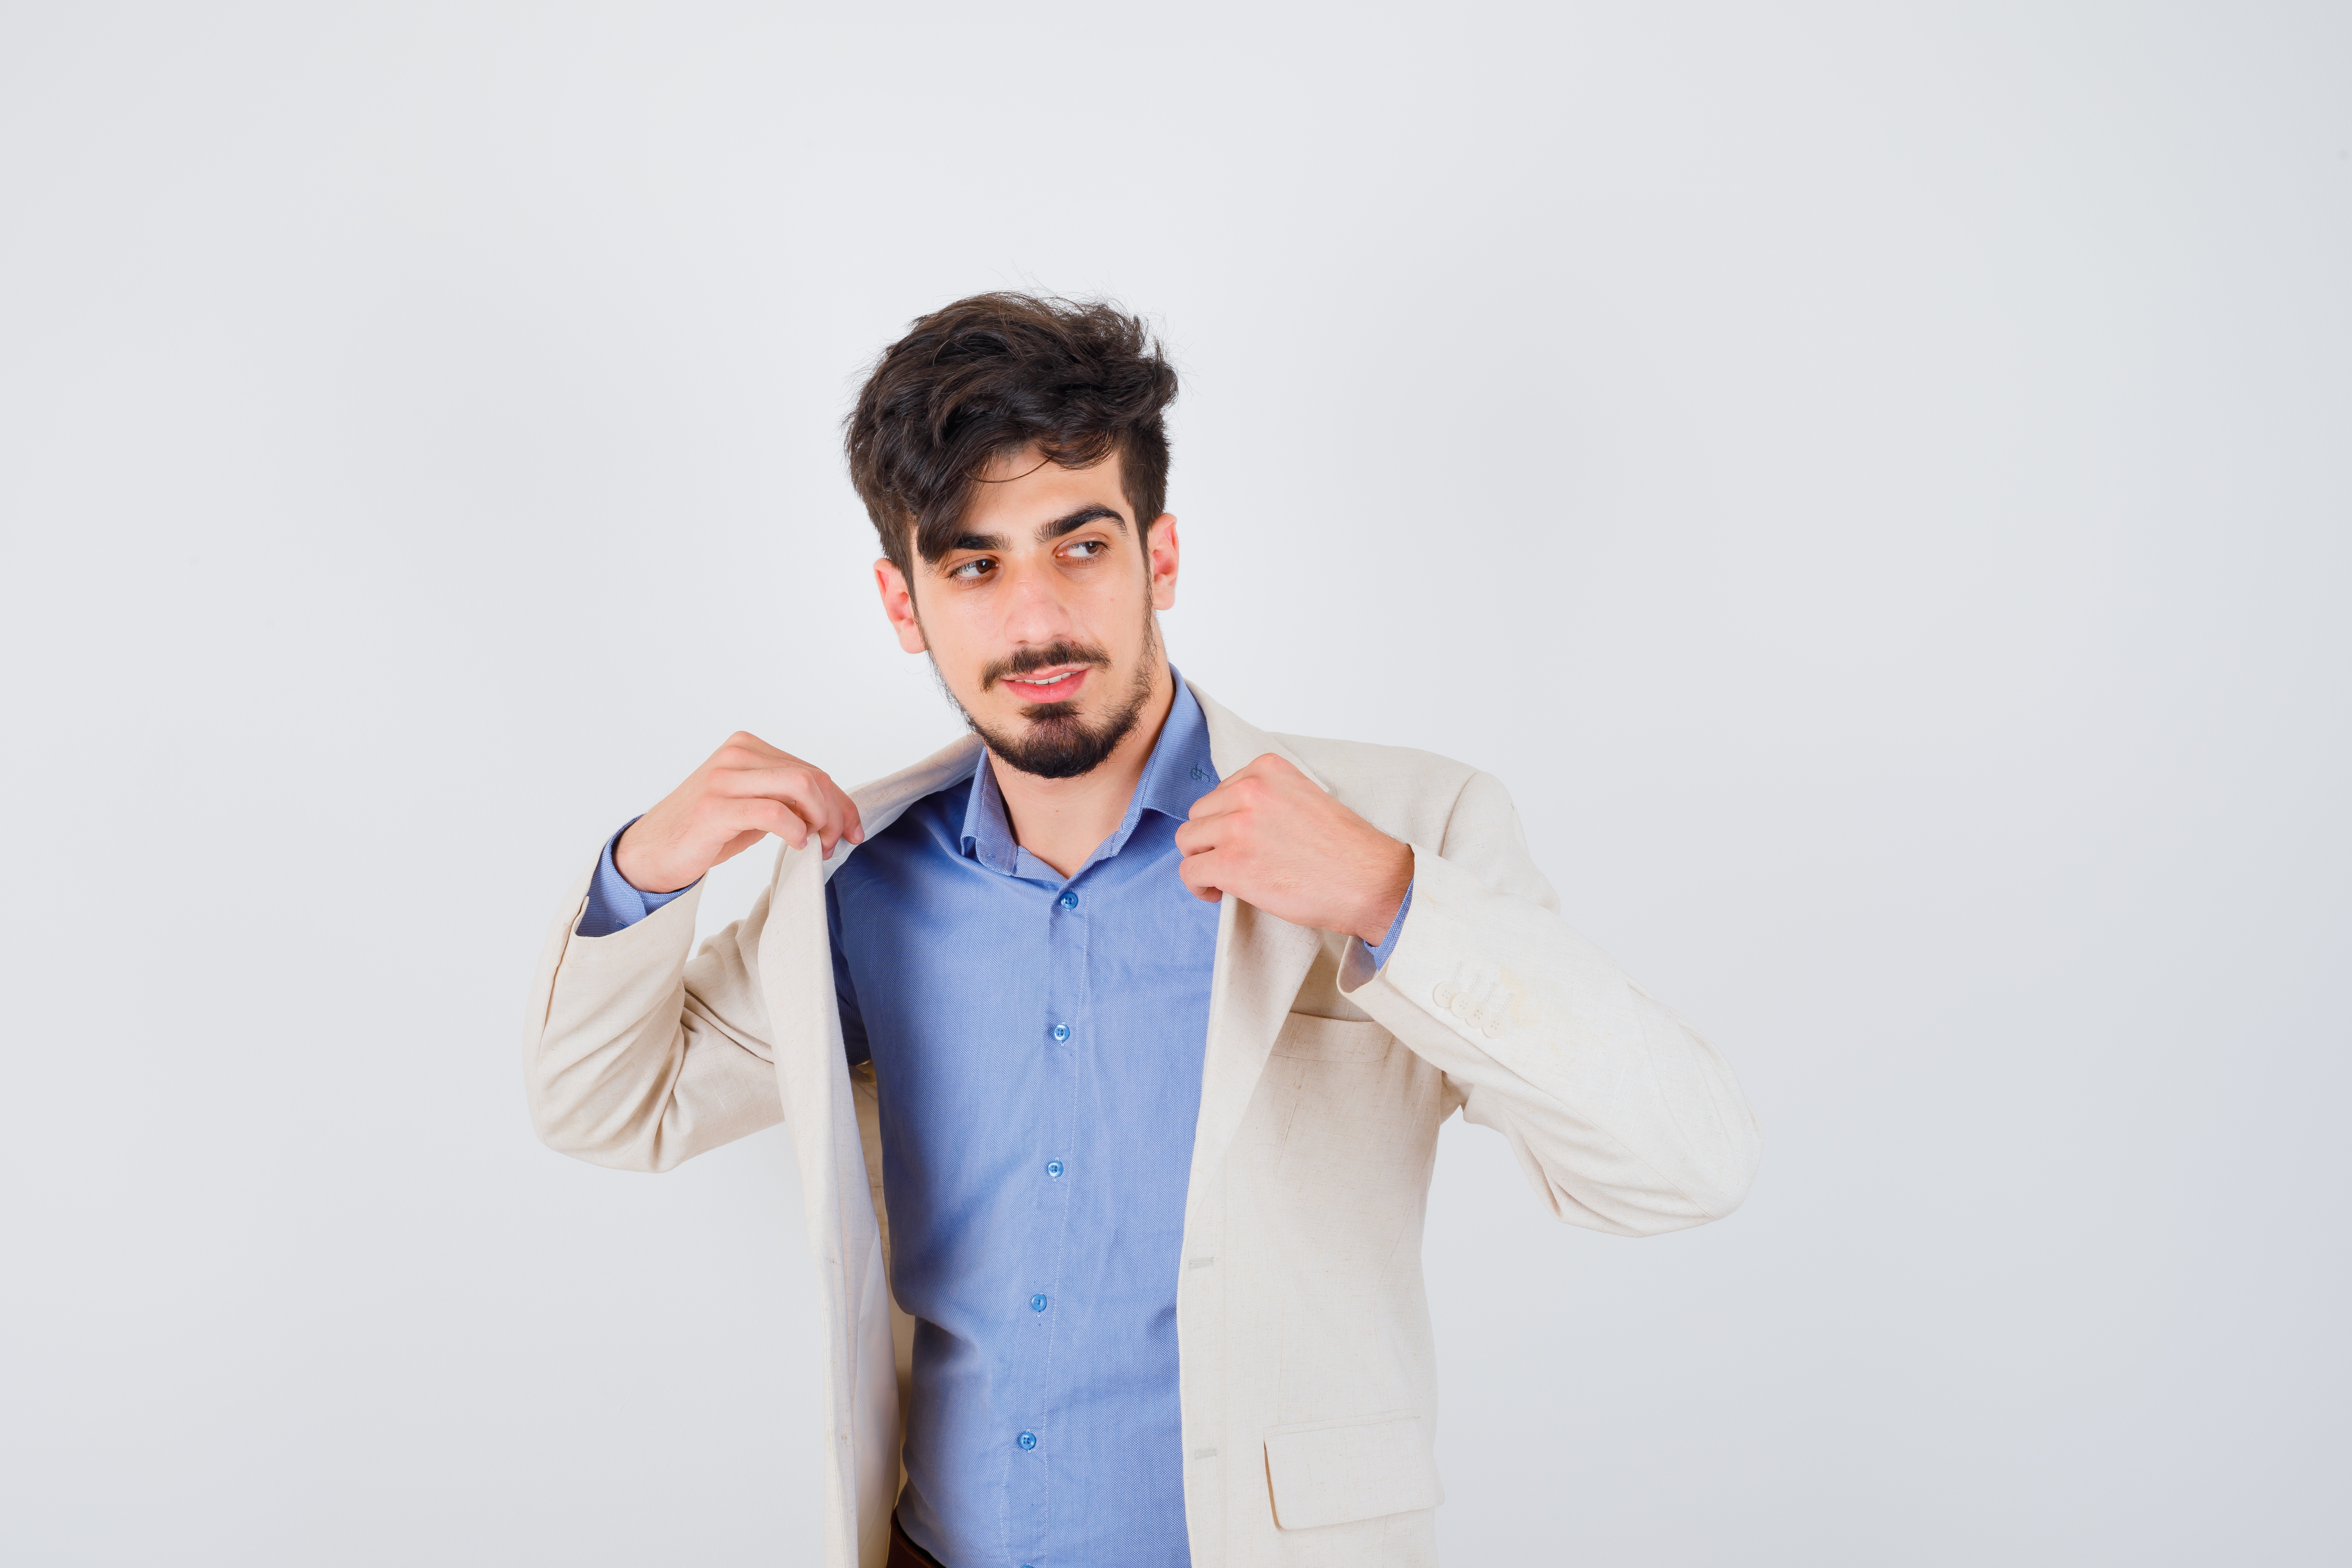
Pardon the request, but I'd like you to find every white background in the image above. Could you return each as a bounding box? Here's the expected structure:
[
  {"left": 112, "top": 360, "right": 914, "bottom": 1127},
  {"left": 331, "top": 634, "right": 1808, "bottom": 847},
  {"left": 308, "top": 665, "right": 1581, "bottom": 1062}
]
[{"left": 3, "top": 4, "right": 2346, "bottom": 1563}]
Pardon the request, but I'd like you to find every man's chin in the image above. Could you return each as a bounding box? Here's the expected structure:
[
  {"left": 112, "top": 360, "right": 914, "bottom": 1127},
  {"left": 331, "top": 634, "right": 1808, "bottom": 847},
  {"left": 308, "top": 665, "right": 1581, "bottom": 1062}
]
[{"left": 975, "top": 699, "right": 1142, "bottom": 781}]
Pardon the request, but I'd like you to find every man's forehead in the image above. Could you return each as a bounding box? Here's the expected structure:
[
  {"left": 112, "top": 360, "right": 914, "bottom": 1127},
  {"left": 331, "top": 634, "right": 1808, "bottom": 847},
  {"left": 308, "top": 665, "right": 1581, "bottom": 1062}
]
[{"left": 964, "top": 445, "right": 1128, "bottom": 528}]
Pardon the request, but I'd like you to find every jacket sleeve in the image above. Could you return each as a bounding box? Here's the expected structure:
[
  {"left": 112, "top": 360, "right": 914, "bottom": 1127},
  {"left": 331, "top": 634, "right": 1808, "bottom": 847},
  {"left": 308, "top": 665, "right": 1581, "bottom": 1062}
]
[
  {"left": 521, "top": 855, "right": 786, "bottom": 1172},
  {"left": 1337, "top": 771, "right": 1762, "bottom": 1236}
]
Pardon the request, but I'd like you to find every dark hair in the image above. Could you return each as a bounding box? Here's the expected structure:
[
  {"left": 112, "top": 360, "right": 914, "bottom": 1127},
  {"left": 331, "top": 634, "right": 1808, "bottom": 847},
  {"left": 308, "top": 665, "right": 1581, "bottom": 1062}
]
[{"left": 844, "top": 292, "right": 1178, "bottom": 581}]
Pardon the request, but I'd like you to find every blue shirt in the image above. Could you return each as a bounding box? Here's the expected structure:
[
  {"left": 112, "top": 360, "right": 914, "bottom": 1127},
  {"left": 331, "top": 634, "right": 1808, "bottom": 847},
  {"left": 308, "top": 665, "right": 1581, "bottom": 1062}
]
[{"left": 578, "top": 680, "right": 1409, "bottom": 1567}]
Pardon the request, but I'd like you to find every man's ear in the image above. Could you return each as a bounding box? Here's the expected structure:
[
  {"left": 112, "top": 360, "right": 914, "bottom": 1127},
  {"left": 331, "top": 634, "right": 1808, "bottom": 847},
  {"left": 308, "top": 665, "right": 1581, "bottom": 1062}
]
[
  {"left": 1147, "top": 513, "right": 1180, "bottom": 612},
  {"left": 875, "top": 559, "right": 927, "bottom": 653}
]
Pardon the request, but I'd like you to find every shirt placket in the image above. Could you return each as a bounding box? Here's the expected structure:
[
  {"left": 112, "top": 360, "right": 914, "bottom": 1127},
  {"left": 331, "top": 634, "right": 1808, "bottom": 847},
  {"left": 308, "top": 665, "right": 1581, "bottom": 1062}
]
[{"left": 1010, "top": 871, "right": 1088, "bottom": 1562}]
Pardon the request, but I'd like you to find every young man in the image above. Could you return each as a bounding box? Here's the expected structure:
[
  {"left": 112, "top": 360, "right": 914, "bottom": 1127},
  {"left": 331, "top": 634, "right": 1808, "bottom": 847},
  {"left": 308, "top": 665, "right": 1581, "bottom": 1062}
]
[{"left": 524, "top": 294, "right": 1761, "bottom": 1568}]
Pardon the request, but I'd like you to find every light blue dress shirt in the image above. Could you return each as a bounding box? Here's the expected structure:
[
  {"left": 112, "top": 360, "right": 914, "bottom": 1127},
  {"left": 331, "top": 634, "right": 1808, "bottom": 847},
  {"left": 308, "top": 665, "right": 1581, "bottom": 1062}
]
[{"left": 578, "top": 679, "right": 1409, "bottom": 1567}]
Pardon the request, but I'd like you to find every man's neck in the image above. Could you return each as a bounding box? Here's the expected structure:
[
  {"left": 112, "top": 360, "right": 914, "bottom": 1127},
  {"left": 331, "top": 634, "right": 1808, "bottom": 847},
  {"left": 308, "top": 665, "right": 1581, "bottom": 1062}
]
[{"left": 990, "top": 663, "right": 1177, "bottom": 880}]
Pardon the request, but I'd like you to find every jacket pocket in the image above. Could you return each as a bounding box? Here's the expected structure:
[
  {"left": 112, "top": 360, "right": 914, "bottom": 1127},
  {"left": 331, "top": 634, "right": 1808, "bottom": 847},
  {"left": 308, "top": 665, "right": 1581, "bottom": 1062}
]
[
  {"left": 1264, "top": 1413, "right": 1443, "bottom": 1530},
  {"left": 1269, "top": 1012, "right": 1393, "bottom": 1065}
]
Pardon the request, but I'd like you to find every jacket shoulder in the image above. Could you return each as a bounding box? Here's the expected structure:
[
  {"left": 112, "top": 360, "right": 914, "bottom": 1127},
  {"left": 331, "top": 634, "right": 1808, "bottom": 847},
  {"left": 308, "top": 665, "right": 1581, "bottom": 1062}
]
[{"left": 1267, "top": 732, "right": 1492, "bottom": 844}]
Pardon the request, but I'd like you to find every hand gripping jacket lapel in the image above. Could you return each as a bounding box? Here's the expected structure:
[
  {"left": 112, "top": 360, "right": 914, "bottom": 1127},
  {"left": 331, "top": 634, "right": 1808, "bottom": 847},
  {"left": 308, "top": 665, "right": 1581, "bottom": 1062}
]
[{"left": 752, "top": 682, "right": 1328, "bottom": 1568}]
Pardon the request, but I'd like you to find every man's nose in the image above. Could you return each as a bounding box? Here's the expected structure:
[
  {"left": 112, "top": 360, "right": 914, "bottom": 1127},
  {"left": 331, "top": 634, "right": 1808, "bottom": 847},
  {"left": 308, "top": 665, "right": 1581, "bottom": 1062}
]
[{"left": 998, "top": 557, "right": 1078, "bottom": 644}]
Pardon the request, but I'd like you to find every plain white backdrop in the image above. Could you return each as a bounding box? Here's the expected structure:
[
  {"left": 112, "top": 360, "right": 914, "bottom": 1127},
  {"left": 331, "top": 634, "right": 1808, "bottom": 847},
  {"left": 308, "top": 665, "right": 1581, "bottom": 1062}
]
[{"left": 3, "top": 3, "right": 2346, "bottom": 1563}]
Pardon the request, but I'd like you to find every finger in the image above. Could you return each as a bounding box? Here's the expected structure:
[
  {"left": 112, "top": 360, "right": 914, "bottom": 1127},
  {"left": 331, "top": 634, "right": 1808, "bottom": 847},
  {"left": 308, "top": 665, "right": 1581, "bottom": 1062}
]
[
  {"left": 1184, "top": 778, "right": 1251, "bottom": 823},
  {"left": 716, "top": 763, "right": 831, "bottom": 800},
  {"left": 717, "top": 795, "right": 810, "bottom": 849},
  {"left": 713, "top": 731, "right": 794, "bottom": 768},
  {"left": 721, "top": 765, "right": 853, "bottom": 850},
  {"left": 1172, "top": 816, "right": 1222, "bottom": 856},
  {"left": 1177, "top": 847, "right": 1230, "bottom": 899},
  {"left": 1189, "top": 761, "right": 1294, "bottom": 822},
  {"left": 821, "top": 778, "right": 867, "bottom": 851},
  {"left": 1224, "top": 752, "right": 1294, "bottom": 784},
  {"left": 825, "top": 778, "right": 865, "bottom": 847}
]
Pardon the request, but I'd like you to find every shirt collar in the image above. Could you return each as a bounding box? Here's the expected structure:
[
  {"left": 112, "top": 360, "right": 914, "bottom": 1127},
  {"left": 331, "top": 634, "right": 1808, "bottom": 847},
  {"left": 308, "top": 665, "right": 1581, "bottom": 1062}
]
[{"left": 960, "top": 670, "right": 1219, "bottom": 877}]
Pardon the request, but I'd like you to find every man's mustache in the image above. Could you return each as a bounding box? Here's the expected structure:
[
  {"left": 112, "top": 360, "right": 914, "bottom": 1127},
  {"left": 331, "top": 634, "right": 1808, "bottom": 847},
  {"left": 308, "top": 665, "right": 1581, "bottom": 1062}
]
[{"left": 980, "top": 642, "right": 1113, "bottom": 691}]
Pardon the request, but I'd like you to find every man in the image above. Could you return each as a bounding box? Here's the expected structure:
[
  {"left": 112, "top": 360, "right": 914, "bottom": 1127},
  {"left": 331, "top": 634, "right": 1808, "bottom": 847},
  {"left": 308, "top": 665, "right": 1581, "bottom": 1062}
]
[{"left": 524, "top": 293, "right": 1761, "bottom": 1568}]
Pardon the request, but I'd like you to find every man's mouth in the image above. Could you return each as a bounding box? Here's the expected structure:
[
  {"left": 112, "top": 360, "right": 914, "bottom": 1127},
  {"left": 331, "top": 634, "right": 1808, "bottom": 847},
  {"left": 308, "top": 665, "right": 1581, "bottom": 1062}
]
[{"left": 1000, "top": 664, "right": 1093, "bottom": 702}]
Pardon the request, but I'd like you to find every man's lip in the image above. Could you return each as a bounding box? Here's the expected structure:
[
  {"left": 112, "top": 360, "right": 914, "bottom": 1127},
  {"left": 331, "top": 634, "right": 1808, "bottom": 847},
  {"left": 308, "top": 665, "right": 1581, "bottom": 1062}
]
[{"left": 1001, "top": 665, "right": 1093, "bottom": 695}]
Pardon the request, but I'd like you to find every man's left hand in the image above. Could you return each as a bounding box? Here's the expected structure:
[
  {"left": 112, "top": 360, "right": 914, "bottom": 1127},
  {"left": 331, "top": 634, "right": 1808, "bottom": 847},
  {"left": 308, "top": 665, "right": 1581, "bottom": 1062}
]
[{"left": 1175, "top": 754, "right": 1413, "bottom": 944}]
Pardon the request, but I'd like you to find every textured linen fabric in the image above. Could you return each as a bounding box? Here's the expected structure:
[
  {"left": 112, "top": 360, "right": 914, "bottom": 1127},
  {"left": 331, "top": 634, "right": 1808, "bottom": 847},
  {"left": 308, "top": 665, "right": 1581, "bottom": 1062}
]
[{"left": 523, "top": 680, "right": 1761, "bottom": 1568}]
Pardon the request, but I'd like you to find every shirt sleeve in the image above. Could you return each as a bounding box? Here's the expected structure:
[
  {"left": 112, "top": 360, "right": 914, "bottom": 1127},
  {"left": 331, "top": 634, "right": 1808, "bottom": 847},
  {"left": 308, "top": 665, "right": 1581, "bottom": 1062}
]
[
  {"left": 574, "top": 817, "right": 698, "bottom": 937},
  {"left": 1358, "top": 881, "right": 1414, "bottom": 971}
]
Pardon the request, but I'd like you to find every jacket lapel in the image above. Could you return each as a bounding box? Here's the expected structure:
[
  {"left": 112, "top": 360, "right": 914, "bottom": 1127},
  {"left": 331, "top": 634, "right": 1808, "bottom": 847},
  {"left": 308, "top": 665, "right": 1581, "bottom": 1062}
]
[
  {"left": 757, "top": 730, "right": 983, "bottom": 1568},
  {"left": 762, "top": 729, "right": 982, "bottom": 1193},
  {"left": 1182, "top": 681, "right": 1329, "bottom": 1214}
]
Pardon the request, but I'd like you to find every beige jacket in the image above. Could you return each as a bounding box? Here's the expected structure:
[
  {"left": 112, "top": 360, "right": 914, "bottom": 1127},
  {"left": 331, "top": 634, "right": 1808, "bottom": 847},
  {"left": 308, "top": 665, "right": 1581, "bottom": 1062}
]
[{"left": 524, "top": 682, "right": 1761, "bottom": 1567}]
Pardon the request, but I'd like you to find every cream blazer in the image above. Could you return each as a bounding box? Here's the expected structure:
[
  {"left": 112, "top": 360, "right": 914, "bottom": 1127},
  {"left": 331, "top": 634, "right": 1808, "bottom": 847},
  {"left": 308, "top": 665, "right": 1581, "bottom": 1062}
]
[{"left": 524, "top": 681, "right": 1761, "bottom": 1567}]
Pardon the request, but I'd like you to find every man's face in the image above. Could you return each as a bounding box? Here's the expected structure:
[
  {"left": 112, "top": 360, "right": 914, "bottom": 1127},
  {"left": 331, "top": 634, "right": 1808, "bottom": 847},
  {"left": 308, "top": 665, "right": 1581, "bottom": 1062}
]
[{"left": 875, "top": 444, "right": 1180, "bottom": 779}]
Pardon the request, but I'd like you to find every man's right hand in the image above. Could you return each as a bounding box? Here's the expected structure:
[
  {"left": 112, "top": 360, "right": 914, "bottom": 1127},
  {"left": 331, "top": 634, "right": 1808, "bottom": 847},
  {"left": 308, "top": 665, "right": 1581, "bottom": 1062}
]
[{"left": 613, "top": 733, "right": 864, "bottom": 894}]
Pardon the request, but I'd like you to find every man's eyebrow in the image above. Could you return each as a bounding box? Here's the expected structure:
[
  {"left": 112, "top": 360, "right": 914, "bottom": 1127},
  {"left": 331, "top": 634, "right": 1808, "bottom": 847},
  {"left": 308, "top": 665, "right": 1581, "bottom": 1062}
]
[
  {"left": 1037, "top": 504, "right": 1127, "bottom": 542},
  {"left": 944, "top": 530, "right": 1007, "bottom": 554}
]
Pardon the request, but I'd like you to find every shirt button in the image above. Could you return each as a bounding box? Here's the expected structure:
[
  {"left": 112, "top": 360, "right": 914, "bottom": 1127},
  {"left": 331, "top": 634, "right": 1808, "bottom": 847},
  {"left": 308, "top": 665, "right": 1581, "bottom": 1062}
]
[
  {"left": 1017, "top": 1430, "right": 1038, "bottom": 1451},
  {"left": 1059, "top": 890, "right": 1079, "bottom": 909},
  {"left": 1030, "top": 1293, "right": 1049, "bottom": 1312},
  {"left": 1045, "top": 1160, "right": 1064, "bottom": 1178},
  {"left": 1051, "top": 1022, "right": 1071, "bottom": 1043}
]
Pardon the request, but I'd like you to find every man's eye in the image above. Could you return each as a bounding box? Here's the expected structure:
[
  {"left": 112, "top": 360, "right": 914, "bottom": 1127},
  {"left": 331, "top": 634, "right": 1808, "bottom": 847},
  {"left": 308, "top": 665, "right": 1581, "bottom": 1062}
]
[
  {"left": 1063, "top": 540, "right": 1106, "bottom": 559},
  {"left": 949, "top": 557, "right": 995, "bottom": 579}
]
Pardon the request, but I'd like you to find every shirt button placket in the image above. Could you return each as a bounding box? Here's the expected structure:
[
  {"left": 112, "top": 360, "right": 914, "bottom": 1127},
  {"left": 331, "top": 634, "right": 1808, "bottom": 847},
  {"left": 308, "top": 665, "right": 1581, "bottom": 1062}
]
[{"left": 1024, "top": 871, "right": 1082, "bottom": 1546}]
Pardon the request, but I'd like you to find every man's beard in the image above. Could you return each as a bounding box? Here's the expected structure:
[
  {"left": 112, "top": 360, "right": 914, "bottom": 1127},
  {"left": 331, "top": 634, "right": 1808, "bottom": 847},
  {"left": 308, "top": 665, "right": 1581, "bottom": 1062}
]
[{"left": 937, "top": 611, "right": 1161, "bottom": 781}]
